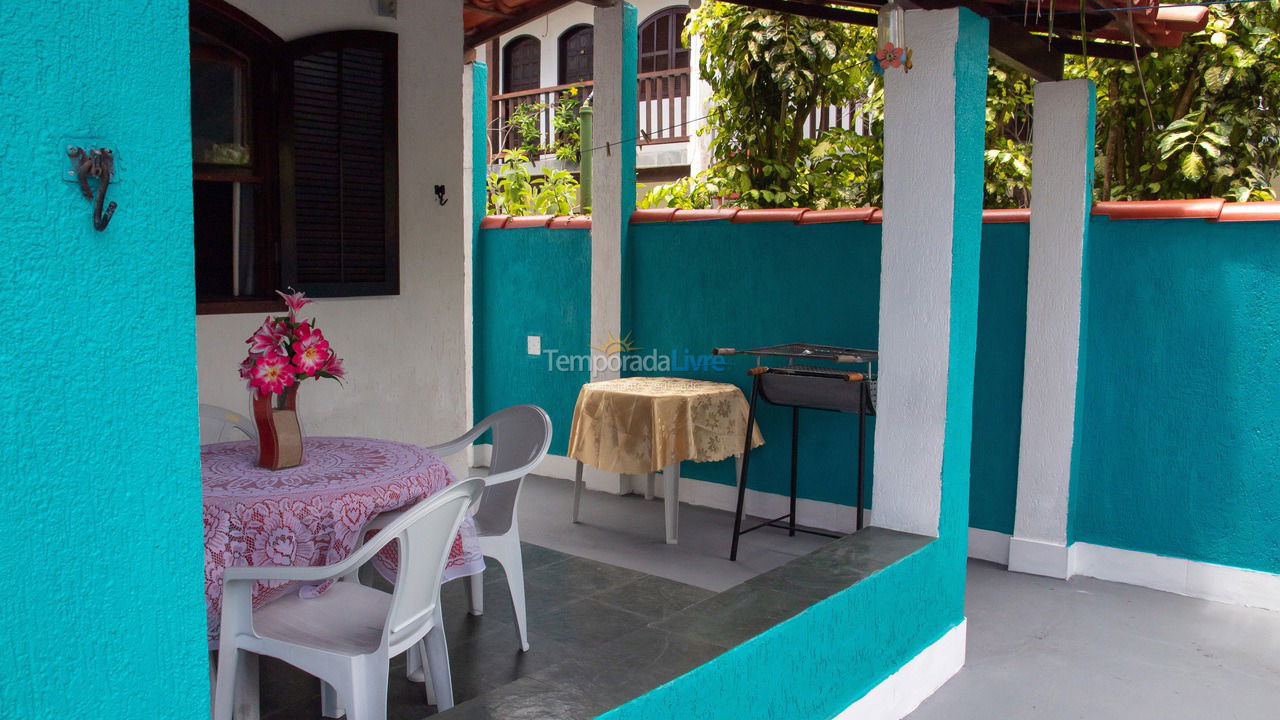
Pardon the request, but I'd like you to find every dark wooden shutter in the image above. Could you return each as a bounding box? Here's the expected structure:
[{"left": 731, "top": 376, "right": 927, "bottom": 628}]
[
  {"left": 559, "top": 26, "right": 593, "bottom": 85},
  {"left": 281, "top": 31, "right": 398, "bottom": 297}
]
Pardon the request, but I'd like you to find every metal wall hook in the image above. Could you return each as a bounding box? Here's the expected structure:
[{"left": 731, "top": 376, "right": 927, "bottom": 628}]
[
  {"left": 67, "top": 146, "right": 118, "bottom": 231},
  {"left": 433, "top": 184, "right": 448, "bottom": 206}
]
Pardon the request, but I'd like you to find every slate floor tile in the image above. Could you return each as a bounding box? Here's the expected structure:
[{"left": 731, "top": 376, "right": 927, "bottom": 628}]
[
  {"left": 592, "top": 574, "right": 715, "bottom": 621},
  {"left": 652, "top": 584, "right": 813, "bottom": 648}
]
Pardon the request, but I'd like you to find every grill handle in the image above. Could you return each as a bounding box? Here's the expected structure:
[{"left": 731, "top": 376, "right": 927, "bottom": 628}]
[{"left": 713, "top": 347, "right": 737, "bottom": 356}]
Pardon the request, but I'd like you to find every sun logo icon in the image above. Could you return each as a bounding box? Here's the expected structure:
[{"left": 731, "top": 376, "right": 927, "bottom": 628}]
[{"left": 591, "top": 331, "right": 640, "bottom": 355}]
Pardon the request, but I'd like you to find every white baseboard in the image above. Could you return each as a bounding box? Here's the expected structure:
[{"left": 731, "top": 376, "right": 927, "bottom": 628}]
[
  {"left": 832, "top": 620, "right": 967, "bottom": 720},
  {"left": 1008, "top": 536, "right": 1076, "bottom": 579},
  {"left": 967, "top": 528, "right": 1011, "bottom": 565},
  {"left": 476, "top": 448, "right": 866, "bottom": 532},
  {"left": 1072, "top": 542, "right": 1280, "bottom": 612}
]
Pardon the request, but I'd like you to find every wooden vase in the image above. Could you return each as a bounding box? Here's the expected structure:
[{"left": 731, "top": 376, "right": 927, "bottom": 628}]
[{"left": 252, "top": 385, "right": 304, "bottom": 470}]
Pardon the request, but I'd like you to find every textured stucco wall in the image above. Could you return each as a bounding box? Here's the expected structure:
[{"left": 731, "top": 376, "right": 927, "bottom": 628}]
[
  {"left": 474, "top": 228, "right": 592, "bottom": 456},
  {"left": 600, "top": 10, "right": 987, "bottom": 718},
  {"left": 484, "top": 0, "right": 673, "bottom": 91},
  {"left": 0, "top": 1, "right": 207, "bottom": 715},
  {"left": 589, "top": 2, "right": 638, "bottom": 382},
  {"left": 628, "top": 220, "right": 881, "bottom": 505},
  {"left": 1013, "top": 80, "right": 1096, "bottom": 552},
  {"left": 1073, "top": 218, "right": 1280, "bottom": 574},
  {"left": 970, "top": 223, "right": 1030, "bottom": 534},
  {"left": 196, "top": 1, "right": 471, "bottom": 472}
]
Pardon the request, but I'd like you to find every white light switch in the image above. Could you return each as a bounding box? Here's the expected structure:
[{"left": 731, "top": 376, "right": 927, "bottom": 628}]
[{"left": 527, "top": 335, "right": 541, "bottom": 356}]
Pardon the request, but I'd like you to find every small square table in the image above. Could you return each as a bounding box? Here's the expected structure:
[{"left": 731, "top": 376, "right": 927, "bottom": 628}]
[{"left": 567, "top": 376, "right": 764, "bottom": 543}]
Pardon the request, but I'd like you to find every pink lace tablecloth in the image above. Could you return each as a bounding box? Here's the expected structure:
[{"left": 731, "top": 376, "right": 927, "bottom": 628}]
[{"left": 202, "top": 437, "right": 484, "bottom": 648}]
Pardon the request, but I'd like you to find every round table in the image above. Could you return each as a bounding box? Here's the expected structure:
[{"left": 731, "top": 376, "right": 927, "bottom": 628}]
[
  {"left": 202, "top": 436, "right": 483, "bottom": 648},
  {"left": 566, "top": 377, "right": 764, "bottom": 543}
]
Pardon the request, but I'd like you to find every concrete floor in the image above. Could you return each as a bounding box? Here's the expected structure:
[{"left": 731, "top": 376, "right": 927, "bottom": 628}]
[
  {"left": 519, "top": 474, "right": 832, "bottom": 592},
  {"left": 525, "top": 475, "right": 1280, "bottom": 720},
  {"left": 908, "top": 561, "right": 1280, "bottom": 720}
]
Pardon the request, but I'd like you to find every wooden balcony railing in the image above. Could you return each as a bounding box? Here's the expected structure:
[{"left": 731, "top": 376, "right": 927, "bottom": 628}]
[
  {"left": 489, "top": 68, "right": 693, "bottom": 158},
  {"left": 488, "top": 69, "right": 872, "bottom": 161},
  {"left": 490, "top": 80, "right": 593, "bottom": 156},
  {"left": 636, "top": 69, "right": 690, "bottom": 146}
]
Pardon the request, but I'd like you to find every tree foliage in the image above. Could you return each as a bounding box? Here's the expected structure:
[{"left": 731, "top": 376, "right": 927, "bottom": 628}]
[
  {"left": 682, "top": 1, "right": 882, "bottom": 209},
  {"left": 1084, "top": 1, "right": 1279, "bottom": 201},
  {"left": 641, "top": 0, "right": 1279, "bottom": 210}
]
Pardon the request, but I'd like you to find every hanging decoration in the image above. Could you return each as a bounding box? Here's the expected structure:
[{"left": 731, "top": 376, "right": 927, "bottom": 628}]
[{"left": 871, "top": 1, "right": 912, "bottom": 74}]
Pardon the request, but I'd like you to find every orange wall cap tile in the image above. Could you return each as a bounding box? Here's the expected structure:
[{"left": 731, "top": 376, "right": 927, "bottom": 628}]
[
  {"left": 982, "top": 208, "right": 1031, "bottom": 223},
  {"left": 630, "top": 208, "right": 677, "bottom": 224},
  {"left": 504, "top": 214, "right": 556, "bottom": 229},
  {"left": 1093, "top": 199, "right": 1225, "bottom": 220},
  {"left": 732, "top": 208, "right": 809, "bottom": 224},
  {"left": 670, "top": 208, "right": 740, "bottom": 222},
  {"left": 795, "top": 208, "right": 879, "bottom": 225},
  {"left": 480, "top": 215, "right": 510, "bottom": 229},
  {"left": 1214, "top": 202, "right": 1280, "bottom": 223}
]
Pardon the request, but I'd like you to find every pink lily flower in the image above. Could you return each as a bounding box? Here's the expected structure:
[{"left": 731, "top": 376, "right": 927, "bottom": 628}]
[
  {"left": 246, "top": 317, "right": 286, "bottom": 355},
  {"left": 276, "top": 288, "right": 312, "bottom": 321},
  {"left": 250, "top": 352, "right": 297, "bottom": 396},
  {"left": 322, "top": 352, "right": 345, "bottom": 380}
]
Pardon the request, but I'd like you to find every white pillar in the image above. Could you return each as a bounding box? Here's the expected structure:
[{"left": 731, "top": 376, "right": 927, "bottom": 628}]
[
  {"left": 872, "top": 8, "right": 988, "bottom": 538},
  {"left": 1009, "top": 79, "right": 1096, "bottom": 578},
  {"left": 686, "top": 8, "right": 713, "bottom": 176},
  {"left": 588, "top": 2, "right": 637, "bottom": 382}
]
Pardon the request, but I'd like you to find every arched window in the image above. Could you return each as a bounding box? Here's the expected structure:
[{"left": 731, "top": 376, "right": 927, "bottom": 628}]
[
  {"left": 638, "top": 6, "right": 690, "bottom": 73},
  {"left": 503, "top": 36, "right": 541, "bottom": 93},
  {"left": 558, "top": 25, "right": 594, "bottom": 85}
]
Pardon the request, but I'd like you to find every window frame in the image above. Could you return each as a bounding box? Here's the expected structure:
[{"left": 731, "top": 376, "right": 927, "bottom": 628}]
[
  {"left": 279, "top": 30, "right": 401, "bottom": 298},
  {"left": 637, "top": 6, "right": 691, "bottom": 75},
  {"left": 558, "top": 24, "right": 594, "bottom": 85}
]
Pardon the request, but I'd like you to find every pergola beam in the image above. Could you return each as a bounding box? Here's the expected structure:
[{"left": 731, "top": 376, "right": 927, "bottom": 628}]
[
  {"left": 464, "top": 0, "right": 580, "bottom": 48},
  {"left": 718, "top": 0, "right": 879, "bottom": 27}
]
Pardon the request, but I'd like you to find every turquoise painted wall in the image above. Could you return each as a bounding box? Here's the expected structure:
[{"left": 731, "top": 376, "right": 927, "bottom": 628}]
[
  {"left": 1072, "top": 217, "right": 1280, "bottom": 574},
  {"left": 474, "top": 227, "right": 592, "bottom": 455},
  {"left": 0, "top": 1, "right": 206, "bottom": 716},
  {"left": 600, "top": 11, "right": 988, "bottom": 718},
  {"left": 628, "top": 220, "right": 881, "bottom": 507},
  {"left": 474, "top": 217, "right": 1028, "bottom": 522},
  {"left": 969, "top": 223, "right": 1030, "bottom": 534}
]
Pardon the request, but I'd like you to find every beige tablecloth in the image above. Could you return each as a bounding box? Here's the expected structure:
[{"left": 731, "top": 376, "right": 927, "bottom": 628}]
[{"left": 567, "top": 377, "right": 764, "bottom": 474}]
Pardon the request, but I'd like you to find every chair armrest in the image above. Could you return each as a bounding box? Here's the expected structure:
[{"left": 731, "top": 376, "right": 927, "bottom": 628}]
[
  {"left": 224, "top": 562, "right": 356, "bottom": 585},
  {"left": 426, "top": 427, "right": 489, "bottom": 459}
]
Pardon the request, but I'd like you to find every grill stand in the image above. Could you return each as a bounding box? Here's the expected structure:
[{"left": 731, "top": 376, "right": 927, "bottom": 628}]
[{"left": 729, "top": 372, "right": 870, "bottom": 561}]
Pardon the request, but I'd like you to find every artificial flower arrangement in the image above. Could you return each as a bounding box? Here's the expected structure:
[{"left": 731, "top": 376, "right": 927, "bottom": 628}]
[
  {"left": 241, "top": 289, "right": 345, "bottom": 397},
  {"left": 240, "top": 289, "right": 344, "bottom": 469}
]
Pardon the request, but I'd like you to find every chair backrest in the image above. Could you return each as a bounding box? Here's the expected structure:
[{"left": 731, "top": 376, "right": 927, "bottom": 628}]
[
  {"left": 374, "top": 478, "right": 484, "bottom": 654},
  {"left": 474, "top": 405, "right": 552, "bottom": 537},
  {"left": 200, "top": 403, "right": 258, "bottom": 444}
]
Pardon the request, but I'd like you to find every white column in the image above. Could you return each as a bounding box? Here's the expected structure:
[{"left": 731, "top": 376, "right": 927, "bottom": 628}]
[
  {"left": 1009, "top": 79, "right": 1096, "bottom": 578},
  {"left": 871, "top": 8, "right": 988, "bottom": 538},
  {"left": 686, "top": 7, "right": 713, "bottom": 176},
  {"left": 588, "top": 2, "right": 637, "bottom": 382}
]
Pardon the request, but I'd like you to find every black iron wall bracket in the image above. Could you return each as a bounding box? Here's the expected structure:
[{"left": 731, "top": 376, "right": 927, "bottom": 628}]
[{"left": 66, "top": 146, "right": 117, "bottom": 231}]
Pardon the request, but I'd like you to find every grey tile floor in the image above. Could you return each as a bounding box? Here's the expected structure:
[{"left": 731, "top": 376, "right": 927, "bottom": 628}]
[
  {"left": 253, "top": 475, "right": 1280, "bottom": 720},
  {"left": 258, "top": 542, "right": 715, "bottom": 719}
]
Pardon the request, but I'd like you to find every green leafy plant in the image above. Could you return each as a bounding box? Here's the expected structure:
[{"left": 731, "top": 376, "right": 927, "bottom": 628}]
[
  {"left": 504, "top": 102, "right": 543, "bottom": 158},
  {"left": 487, "top": 149, "right": 583, "bottom": 216},
  {"left": 644, "top": 1, "right": 1278, "bottom": 210}
]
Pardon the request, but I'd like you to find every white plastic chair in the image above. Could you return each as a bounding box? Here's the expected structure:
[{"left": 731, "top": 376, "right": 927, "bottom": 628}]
[
  {"left": 200, "top": 404, "right": 257, "bottom": 444},
  {"left": 213, "top": 477, "right": 484, "bottom": 720},
  {"left": 365, "top": 405, "right": 551, "bottom": 654}
]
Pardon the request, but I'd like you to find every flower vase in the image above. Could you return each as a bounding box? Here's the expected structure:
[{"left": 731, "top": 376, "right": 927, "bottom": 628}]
[{"left": 252, "top": 385, "right": 304, "bottom": 470}]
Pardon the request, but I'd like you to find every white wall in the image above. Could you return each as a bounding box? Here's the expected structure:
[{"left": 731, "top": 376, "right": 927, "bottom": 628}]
[
  {"left": 198, "top": 1, "right": 471, "bottom": 473},
  {"left": 480, "top": 0, "right": 680, "bottom": 90}
]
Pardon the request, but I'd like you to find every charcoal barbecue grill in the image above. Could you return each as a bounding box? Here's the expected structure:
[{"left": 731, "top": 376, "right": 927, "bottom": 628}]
[{"left": 713, "top": 343, "right": 878, "bottom": 561}]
